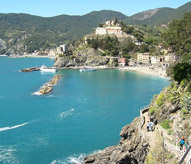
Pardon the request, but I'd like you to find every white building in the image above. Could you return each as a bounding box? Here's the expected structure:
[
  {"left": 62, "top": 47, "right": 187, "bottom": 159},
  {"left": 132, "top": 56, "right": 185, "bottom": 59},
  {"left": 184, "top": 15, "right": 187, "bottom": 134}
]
[
  {"left": 56, "top": 44, "right": 68, "bottom": 54},
  {"left": 151, "top": 56, "right": 163, "bottom": 64},
  {"left": 164, "top": 54, "right": 179, "bottom": 63},
  {"left": 95, "top": 27, "right": 107, "bottom": 35},
  {"left": 95, "top": 26, "right": 122, "bottom": 35}
]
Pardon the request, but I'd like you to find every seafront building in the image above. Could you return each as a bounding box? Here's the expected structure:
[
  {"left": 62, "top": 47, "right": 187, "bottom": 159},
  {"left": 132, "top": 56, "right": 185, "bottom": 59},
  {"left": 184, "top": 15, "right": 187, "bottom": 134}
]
[
  {"left": 137, "top": 53, "right": 150, "bottom": 64},
  {"left": 164, "top": 54, "right": 179, "bottom": 63},
  {"left": 118, "top": 58, "right": 127, "bottom": 66},
  {"left": 151, "top": 56, "right": 164, "bottom": 65},
  {"left": 137, "top": 53, "right": 179, "bottom": 66}
]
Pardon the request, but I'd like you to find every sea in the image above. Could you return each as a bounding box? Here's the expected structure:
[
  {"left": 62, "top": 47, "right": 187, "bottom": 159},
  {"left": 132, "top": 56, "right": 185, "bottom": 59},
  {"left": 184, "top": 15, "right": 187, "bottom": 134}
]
[{"left": 0, "top": 57, "right": 169, "bottom": 164}]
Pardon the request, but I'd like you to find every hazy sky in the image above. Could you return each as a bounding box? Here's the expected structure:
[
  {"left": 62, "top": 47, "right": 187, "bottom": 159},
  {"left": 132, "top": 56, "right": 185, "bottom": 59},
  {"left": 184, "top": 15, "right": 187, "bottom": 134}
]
[{"left": 0, "top": 0, "right": 190, "bottom": 17}]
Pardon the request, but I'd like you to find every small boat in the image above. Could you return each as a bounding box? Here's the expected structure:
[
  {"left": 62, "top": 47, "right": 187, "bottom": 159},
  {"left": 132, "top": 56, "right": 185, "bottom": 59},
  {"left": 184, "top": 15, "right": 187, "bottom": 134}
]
[
  {"left": 79, "top": 67, "right": 96, "bottom": 72},
  {"left": 40, "top": 65, "right": 56, "bottom": 72}
]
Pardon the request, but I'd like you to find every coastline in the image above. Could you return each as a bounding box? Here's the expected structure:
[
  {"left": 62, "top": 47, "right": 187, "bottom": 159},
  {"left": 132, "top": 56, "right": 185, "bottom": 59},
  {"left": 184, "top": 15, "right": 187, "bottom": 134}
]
[
  {"left": 8, "top": 55, "right": 55, "bottom": 59},
  {"left": 118, "top": 66, "right": 169, "bottom": 79}
]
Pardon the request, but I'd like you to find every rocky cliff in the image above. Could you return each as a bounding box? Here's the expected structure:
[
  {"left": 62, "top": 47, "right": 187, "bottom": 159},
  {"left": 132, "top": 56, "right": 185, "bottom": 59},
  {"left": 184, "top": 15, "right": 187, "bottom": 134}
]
[
  {"left": 82, "top": 80, "right": 191, "bottom": 164},
  {"left": 82, "top": 117, "right": 149, "bottom": 164},
  {"left": 0, "top": 39, "right": 6, "bottom": 51},
  {"left": 54, "top": 48, "right": 118, "bottom": 68}
]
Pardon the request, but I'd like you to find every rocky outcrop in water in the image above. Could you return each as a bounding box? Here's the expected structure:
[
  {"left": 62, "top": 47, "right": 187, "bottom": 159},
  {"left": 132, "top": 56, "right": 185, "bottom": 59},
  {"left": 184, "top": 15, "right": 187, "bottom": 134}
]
[
  {"left": 82, "top": 117, "right": 149, "bottom": 164},
  {"left": 21, "top": 67, "right": 40, "bottom": 72}
]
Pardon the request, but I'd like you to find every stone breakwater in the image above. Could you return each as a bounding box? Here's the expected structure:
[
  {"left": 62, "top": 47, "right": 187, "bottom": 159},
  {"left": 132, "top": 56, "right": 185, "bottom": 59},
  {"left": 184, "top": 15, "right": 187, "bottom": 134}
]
[
  {"left": 21, "top": 67, "right": 40, "bottom": 72},
  {"left": 33, "top": 75, "right": 62, "bottom": 95}
]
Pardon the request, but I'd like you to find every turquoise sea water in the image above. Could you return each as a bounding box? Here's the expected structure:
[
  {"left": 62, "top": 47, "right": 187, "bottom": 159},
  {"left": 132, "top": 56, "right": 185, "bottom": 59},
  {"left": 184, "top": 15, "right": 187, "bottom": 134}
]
[{"left": 0, "top": 57, "right": 169, "bottom": 164}]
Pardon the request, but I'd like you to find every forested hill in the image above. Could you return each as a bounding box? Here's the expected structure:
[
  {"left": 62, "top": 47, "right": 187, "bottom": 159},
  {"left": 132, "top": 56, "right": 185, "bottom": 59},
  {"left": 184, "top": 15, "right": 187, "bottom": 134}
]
[
  {"left": 0, "top": 10, "right": 127, "bottom": 52},
  {"left": 0, "top": 2, "right": 191, "bottom": 54},
  {"left": 125, "top": 2, "right": 191, "bottom": 26}
]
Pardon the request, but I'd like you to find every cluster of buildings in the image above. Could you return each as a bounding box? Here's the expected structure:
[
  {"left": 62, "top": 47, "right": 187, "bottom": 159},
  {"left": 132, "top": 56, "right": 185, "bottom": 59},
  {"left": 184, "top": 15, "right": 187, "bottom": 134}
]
[
  {"left": 137, "top": 53, "right": 179, "bottom": 66},
  {"left": 95, "top": 20, "right": 122, "bottom": 35}
]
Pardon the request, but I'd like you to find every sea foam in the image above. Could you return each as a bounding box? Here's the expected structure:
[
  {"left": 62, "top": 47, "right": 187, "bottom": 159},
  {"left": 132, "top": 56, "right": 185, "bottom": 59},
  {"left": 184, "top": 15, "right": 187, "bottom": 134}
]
[
  {"left": 60, "top": 108, "right": 75, "bottom": 119},
  {"left": 0, "top": 122, "right": 28, "bottom": 132},
  {"left": 50, "top": 153, "right": 86, "bottom": 164},
  {"left": 0, "top": 145, "right": 19, "bottom": 164}
]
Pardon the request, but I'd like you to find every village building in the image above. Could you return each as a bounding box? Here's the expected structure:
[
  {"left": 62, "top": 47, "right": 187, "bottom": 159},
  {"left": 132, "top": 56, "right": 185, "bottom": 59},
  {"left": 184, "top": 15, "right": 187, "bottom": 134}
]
[
  {"left": 118, "top": 58, "right": 127, "bottom": 66},
  {"left": 95, "top": 27, "right": 107, "bottom": 35},
  {"left": 95, "top": 26, "right": 122, "bottom": 35},
  {"left": 57, "top": 44, "right": 68, "bottom": 54},
  {"left": 164, "top": 54, "right": 179, "bottom": 63},
  {"left": 151, "top": 56, "right": 164, "bottom": 64},
  {"left": 105, "top": 27, "right": 122, "bottom": 35},
  {"left": 137, "top": 53, "right": 150, "bottom": 64}
]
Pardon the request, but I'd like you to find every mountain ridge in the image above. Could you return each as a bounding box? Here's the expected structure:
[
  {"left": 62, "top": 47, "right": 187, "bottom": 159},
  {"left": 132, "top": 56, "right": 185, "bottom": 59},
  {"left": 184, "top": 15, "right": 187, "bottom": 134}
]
[{"left": 0, "top": 2, "right": 191, "bottom": 54}]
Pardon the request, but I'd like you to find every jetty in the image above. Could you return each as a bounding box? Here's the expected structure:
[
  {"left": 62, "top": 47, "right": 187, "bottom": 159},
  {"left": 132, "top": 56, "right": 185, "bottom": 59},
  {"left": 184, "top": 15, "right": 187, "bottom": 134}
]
[
  {"left": 21, "top": 67, "right": 40, "bottom": 72},
  {"left": 33, "top": 75, "right": 62, "bottom": 95}
]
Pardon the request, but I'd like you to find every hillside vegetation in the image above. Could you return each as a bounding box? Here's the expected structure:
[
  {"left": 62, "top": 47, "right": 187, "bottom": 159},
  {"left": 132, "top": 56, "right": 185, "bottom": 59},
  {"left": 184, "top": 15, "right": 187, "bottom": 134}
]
[
  {"left": 125, "top": 2, "right": 191, "bottom": 26},
  {"left": 0, "top": 10, "right": 127, "bottom": 54},
  {"left": 0, "top": 2, "right": 191, "bottom": 54}
]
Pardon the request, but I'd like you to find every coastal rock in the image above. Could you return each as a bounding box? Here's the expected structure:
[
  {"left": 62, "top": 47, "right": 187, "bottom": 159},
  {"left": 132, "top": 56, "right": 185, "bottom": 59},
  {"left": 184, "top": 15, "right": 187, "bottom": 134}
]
[
  {"left": 54, "top": 57, "right": 70, "bottom": 68},
  {"left": 82, "top": 117, "right": 149, "bottom": 164},
  {"left": 54, "top": 48, "right": 118, "bottom": 68},
  {"left": 0, "top": 39, "right": 7, "bottom": 51},
  {"left": 54, "top": 55, "right": 116, "bottom": 68},
  {"left": 74, "top": 48, "right": 100, "bottom": 57},
  {"left": 21, "top": 67, "right": 40, "bottom": 72}
]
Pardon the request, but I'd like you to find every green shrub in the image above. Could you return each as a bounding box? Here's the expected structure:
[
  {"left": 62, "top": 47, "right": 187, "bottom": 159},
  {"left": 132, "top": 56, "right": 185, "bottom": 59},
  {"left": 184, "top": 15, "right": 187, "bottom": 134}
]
[
  {"left": 168, "top": 129, "right": 173, "bottom": 135},
  {"left": 160, "top": 119, "right": 170, "bottom": 129},
  {"left": 180, "top": 79, "right": 188, "bottom": 87},
  {"left": 149, "top": 106, "right": 156, "bottom": 115},
  {"left": 58, "top": 54, "right": 64, "bottom": 57},
  {"left": 181, "top": 108, "right": 189, "bottom": 114},
  {"left": 156, "top": 93, "right": 165, "bottom": 106}
]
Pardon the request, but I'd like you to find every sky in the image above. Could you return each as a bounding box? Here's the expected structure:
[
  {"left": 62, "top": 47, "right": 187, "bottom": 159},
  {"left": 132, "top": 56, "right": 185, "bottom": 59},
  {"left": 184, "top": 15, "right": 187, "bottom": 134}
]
[{"left": 0, "top": 0, "right": 190, "bottom": 17}]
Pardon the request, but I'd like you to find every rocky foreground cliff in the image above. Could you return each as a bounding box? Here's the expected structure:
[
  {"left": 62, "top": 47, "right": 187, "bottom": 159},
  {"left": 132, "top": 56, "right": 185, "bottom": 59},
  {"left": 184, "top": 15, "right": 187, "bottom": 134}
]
[
  {"left": 82, "top": 117, "right": 149, "bottom": 164},
  {"left": 82, "top": 80, "right": 191, "bottom": 164}
]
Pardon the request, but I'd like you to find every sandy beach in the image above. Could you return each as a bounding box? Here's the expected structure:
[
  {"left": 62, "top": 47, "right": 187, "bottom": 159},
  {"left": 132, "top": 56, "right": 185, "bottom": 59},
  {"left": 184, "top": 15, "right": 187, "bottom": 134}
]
[{"left": 118, "top": 66, "right": 169, "bottom": 79}]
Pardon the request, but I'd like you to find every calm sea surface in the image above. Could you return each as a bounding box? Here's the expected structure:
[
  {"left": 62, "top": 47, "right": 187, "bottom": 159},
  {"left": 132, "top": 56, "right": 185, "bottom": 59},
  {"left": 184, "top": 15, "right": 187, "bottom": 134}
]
[{"left": 0, "top": 57, "right": 169, "bottom": 164}]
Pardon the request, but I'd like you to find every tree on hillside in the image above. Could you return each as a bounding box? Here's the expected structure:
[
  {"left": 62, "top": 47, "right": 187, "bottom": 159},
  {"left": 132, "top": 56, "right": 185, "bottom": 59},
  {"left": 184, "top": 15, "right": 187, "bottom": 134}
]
[
  {"left": 139, "top": 43, "right": 149, "bottom": 53},
  {"left": 173, "top": 63, "right": 191, "bottom": 83},
  {"left": 163, "top": 13, "right": 191, "bottom": 62}
]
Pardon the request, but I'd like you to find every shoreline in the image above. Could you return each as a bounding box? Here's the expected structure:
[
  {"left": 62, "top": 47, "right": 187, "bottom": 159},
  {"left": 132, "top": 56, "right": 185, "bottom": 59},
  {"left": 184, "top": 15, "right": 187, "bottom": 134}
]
[
  {"left": 118, "top": 66, "right": 170, "bottom": 79},
  {"left": 8, "top": 55, "right": 55, "bottom": 59}
]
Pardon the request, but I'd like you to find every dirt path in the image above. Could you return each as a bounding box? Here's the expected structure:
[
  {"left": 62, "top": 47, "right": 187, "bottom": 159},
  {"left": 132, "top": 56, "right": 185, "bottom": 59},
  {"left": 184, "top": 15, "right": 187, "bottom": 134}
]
[{"left": 141, "top": 111, "right": 183, "bottom": 159}]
